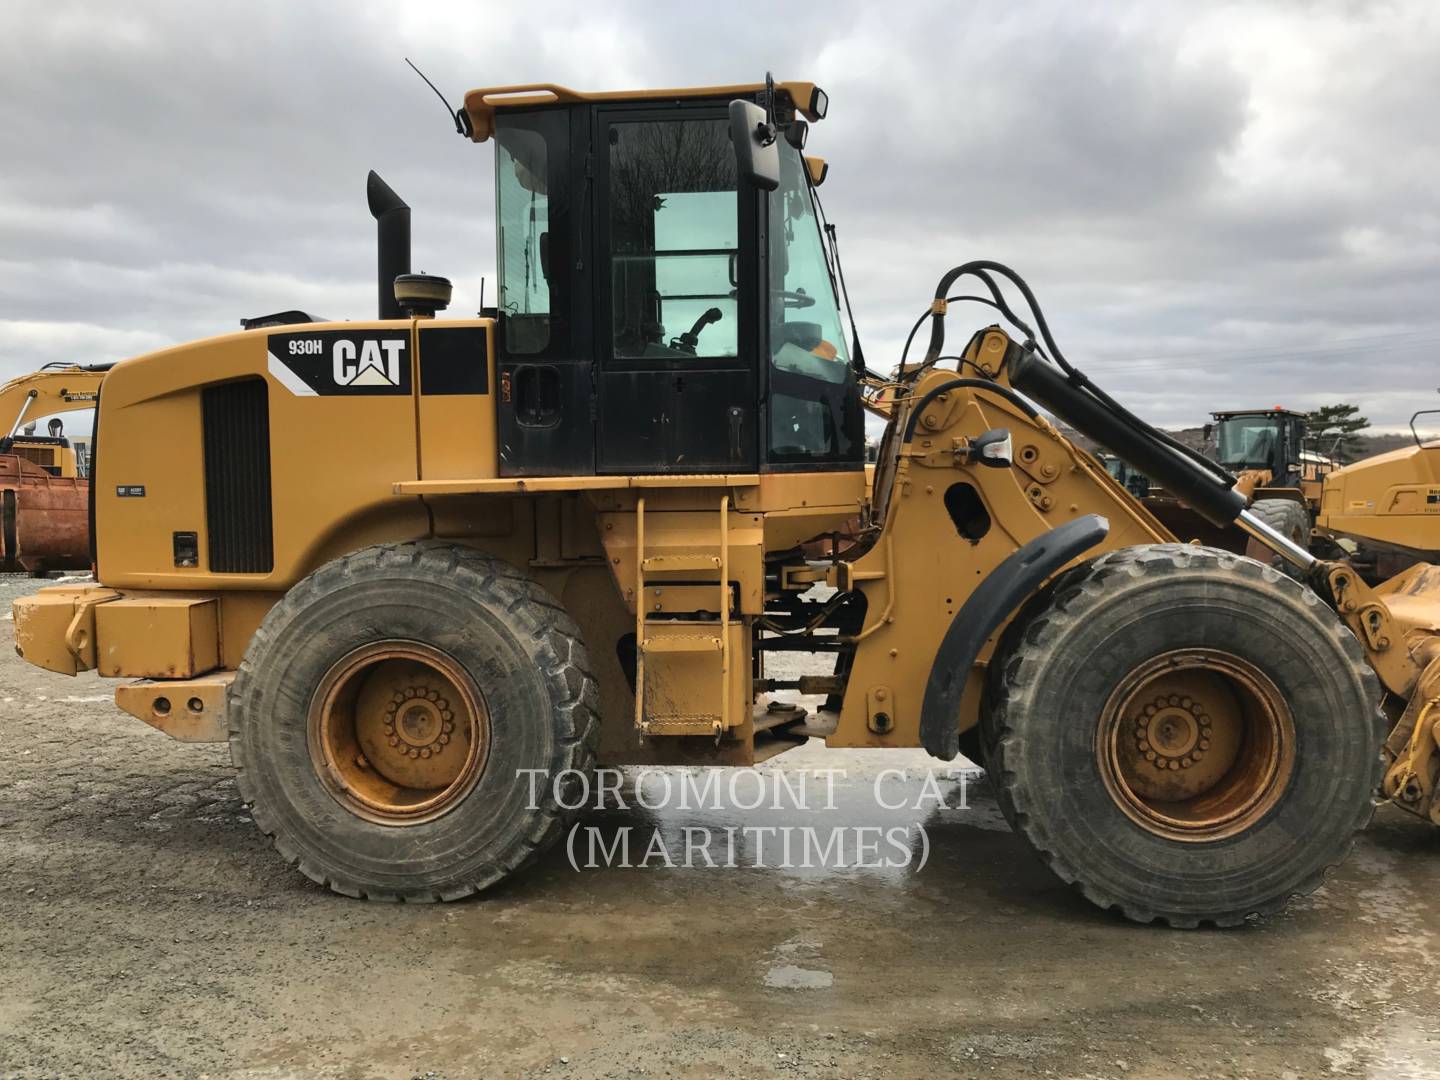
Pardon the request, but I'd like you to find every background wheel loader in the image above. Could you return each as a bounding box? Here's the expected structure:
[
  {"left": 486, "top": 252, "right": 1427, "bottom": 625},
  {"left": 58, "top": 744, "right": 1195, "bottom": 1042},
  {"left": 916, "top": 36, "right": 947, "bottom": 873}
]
[
  {"left": 1138, "top": 406, "right": 1330, "bottom": 565},
  {"left": 11, "top": 78, "right": 1439, "bottom": 926}
]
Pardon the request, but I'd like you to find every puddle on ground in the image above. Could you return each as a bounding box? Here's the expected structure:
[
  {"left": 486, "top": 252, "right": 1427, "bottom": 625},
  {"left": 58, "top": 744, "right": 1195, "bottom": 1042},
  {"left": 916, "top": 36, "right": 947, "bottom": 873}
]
[
  {"left": 563, "top": 745, "right": 1000, "bottom": 885},
  {"left": 762, "top": 933, "right": 833, "bottom": 989}
]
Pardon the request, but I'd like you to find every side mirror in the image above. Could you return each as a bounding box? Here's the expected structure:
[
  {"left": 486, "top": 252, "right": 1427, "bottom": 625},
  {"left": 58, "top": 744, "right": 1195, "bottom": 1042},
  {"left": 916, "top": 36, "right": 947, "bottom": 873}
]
[
  {"left": 729, "top": 99, "right": 780, "bottom": 192},
  {"left": 1202, "top": 423, "right": 1213, "bottom": 441}
]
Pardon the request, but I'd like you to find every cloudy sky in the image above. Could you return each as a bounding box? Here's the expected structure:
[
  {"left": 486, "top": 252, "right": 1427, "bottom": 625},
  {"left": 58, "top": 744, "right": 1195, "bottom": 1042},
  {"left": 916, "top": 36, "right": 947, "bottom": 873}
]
[{"left": 2, "top": 0, "right": 1436, "bottom": 431}]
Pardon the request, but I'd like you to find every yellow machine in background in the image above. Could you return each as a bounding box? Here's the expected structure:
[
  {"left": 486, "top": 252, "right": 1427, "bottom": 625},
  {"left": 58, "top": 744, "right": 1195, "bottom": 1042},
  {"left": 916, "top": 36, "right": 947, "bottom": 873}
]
[
  {"left": 0, "top": 366, "right": 103, "bottom": 477},
  {"left": 0, "top": 366, "right": 104, "bottom": 572},
  {"left": 11, "top": 78, "right": 1440, "bottom": 926},
  {"left": 1140, "top": 407, "right": 1329, "bottom": 561},
  {"left": 1318, "top": 431, "right": 1439, "bottom": 579}
]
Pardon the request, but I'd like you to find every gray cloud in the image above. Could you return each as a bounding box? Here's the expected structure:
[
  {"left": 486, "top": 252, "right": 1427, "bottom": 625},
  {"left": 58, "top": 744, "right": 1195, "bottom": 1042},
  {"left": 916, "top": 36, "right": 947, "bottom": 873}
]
[{"left": 1, "top": 0, "right": 1435, "bottom": 430}]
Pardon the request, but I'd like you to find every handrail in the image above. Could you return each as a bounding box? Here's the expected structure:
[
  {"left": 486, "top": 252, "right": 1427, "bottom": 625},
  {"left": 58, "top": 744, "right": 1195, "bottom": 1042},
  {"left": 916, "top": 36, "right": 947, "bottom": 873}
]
[
  {"left": 1410, "top": 408, "right": 1440, "bottom": 448},
  {"left": 718, "top": 495, "right": 730, "bottom": 733},
  {"left": 634, "top": 497, "right": 646, "bottom": 730}
]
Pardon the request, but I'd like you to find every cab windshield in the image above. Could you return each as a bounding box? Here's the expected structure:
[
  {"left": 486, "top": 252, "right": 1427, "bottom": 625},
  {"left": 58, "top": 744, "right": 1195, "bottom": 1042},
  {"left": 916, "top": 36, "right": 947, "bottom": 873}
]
[
  {"left": 1216, "top": 417, "right": 1283, "bottom": 471},
  {"left": 766, "top": 141, "right": 860, "bottom": 465}
]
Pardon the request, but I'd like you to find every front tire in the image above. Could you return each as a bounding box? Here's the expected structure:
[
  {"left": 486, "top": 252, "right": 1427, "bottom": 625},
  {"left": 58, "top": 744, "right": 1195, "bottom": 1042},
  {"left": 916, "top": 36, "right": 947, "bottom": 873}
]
[
  {"left": 1245, "top": 497, "right": 1310, "bottom": 574},
  {"left": 982, "top": 544, "right": 1382, "bottom": 927},
  {"left": 229, "top": 542, "right": 598, "bottom": 901}
]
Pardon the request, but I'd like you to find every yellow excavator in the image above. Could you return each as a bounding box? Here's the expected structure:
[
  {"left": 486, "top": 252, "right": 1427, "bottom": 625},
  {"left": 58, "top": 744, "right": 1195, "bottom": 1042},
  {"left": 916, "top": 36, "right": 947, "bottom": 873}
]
[
  {"left": 9, "top": 77, "right": 1440, "bottom": 926},
  {"left": 0, "top": 365, "right": 106, "bottom": 572}
]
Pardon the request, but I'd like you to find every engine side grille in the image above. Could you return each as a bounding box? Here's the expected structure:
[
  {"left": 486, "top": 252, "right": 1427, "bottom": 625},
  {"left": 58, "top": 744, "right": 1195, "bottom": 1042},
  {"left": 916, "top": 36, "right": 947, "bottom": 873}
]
[
  {"left": 14, "top": 446, "right": 57, "bottom": 469},
  {"left": 202, "top": 378, "right": 274, "bottom": 574}
]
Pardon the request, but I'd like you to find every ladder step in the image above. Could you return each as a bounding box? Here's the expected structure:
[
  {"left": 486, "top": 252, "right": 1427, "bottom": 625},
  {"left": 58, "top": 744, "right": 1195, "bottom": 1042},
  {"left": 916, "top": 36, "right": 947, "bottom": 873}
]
[
  {"left": 641, "top": 554, "right": 722, "bottom": 573},
  {"left": 640, "top": 635, "right": 723, "bottom": 654},
  {"left": 643, "top": 716, "right": 723, "bottom": 736}
]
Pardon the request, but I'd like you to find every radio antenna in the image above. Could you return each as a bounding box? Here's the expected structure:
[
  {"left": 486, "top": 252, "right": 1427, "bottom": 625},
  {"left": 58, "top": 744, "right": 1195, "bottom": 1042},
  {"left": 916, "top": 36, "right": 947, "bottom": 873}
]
[{"left": 404, "top": 57, "right": 472, "bottom": 138}]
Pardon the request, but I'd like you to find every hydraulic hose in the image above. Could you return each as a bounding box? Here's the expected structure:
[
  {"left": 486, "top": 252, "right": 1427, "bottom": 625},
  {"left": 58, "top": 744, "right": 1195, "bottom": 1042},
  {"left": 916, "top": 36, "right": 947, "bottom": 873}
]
[
  {"left": 900, "top": 378, "right": 1039, "bottom": 443},
  {"left": 916, "top": 260, "right": 1232, "bottom": 486}
]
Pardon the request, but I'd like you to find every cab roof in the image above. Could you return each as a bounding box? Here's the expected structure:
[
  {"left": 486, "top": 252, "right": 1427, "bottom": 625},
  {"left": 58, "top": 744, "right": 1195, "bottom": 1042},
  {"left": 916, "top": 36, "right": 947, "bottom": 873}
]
[
  {"left": 461, "top": 80, "right": 827, "bottom": 142},
  {"left": 1211, "top": 407, "right": 1308, "bottom": 420}
]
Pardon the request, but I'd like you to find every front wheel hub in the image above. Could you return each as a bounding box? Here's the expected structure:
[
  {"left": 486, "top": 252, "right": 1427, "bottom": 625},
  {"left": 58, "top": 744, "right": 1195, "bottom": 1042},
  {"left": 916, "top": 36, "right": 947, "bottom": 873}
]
[{"left": 1098, "top": 649, "right": 1295, "bottom": 842}]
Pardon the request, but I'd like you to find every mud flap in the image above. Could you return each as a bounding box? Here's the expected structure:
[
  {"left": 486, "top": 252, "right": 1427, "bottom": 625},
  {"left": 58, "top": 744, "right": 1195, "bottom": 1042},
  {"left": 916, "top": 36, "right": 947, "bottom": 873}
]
[{"left": 919, "top": 514, "right": 1110, "bottom": 759}]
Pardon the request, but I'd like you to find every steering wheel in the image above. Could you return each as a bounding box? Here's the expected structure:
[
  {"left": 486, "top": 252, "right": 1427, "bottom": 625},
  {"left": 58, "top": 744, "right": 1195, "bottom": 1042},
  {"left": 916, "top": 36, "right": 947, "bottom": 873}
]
[{"left": 775, "top": 288, "right": 816, "bottom": 310}]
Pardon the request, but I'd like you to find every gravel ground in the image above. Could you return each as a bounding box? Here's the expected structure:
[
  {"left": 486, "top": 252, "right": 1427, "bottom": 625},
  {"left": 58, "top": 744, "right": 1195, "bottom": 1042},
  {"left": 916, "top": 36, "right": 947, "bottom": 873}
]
[{"left": 2, "top": 574, "right": 1439, "bottom": 1079}]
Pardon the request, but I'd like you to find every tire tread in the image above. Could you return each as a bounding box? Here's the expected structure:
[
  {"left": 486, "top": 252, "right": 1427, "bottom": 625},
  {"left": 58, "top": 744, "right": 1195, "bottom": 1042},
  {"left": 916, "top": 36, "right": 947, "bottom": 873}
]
[
  {"left": 228, "top": 541, "right": 598, "bottom": 902},
  {"left": 985, "top": 543, "right": 1384, "bottom": 927}
]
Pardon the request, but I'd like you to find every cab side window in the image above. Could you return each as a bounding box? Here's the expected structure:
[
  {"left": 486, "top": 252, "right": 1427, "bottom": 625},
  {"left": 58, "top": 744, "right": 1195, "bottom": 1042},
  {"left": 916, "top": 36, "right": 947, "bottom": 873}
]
[
  {"left": 608, "top": 119, "right": 738, "bottom": 360},
  {"left": 497, "top": 113, "right": 572, "bottom": 358}
]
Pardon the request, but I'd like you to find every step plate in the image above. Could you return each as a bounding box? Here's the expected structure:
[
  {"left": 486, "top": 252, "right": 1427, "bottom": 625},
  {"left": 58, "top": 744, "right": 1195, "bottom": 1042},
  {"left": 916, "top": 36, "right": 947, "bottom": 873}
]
[{"left": 641, "top": 716, "right": 723, "bottom": 736}]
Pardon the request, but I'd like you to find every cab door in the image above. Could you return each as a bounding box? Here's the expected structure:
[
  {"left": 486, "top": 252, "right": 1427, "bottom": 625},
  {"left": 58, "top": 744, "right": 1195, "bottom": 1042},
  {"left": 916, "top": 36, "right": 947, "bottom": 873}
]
[{"left": 594, "top": 106, "right": 758, "bottom": 473}]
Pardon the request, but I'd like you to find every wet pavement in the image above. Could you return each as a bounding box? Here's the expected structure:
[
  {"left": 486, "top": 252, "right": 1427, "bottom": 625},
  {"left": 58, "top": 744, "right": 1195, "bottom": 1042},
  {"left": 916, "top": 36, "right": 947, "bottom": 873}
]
[{"left": 1, "top": 575, "right": 1439, "bottom": 1078}]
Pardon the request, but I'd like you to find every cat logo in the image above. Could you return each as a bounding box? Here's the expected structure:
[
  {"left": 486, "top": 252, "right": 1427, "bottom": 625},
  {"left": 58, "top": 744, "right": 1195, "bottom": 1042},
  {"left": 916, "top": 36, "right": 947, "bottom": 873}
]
[
  {"left": 332, "top": 339, "right": 404, "bottom": 387},
  {"left": 267, "top": 330, "right": 411, "bottom": 397}
]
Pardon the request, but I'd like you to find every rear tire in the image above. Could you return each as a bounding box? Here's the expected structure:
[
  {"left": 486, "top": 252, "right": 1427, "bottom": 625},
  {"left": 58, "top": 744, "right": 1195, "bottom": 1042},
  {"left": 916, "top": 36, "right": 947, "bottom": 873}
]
[
  {"left": 982, "top": 544, "right": 1382, "bottom": 927},
  {"left": 229, "top": 542, "right": 598, "bottom": 901}
]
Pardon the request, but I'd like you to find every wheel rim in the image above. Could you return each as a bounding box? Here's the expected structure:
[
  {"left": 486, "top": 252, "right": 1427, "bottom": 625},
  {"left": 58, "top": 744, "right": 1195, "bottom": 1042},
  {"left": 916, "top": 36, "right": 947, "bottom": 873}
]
[
  {"left": 1097, "top": 649, "right": 1295, "bottom": 842},
  {"left": 308, "top": 642, "right": 490, "bottom": 825}
]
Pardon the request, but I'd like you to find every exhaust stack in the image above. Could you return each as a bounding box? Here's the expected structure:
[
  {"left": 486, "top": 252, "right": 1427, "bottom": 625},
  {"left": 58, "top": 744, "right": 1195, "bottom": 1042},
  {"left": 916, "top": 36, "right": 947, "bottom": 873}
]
[{"left": 366, "top": 171, "right": 410, "bottom": 320}]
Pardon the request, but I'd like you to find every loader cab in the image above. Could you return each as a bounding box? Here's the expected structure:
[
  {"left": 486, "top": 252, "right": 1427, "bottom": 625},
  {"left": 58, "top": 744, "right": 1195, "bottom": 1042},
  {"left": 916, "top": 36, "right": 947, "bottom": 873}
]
[
  {"left": 481, "top": 81, "right": 862, "bottom": 477},
  {"left": 1211, "top": 408, "right": 1307, "bottom": 488}
]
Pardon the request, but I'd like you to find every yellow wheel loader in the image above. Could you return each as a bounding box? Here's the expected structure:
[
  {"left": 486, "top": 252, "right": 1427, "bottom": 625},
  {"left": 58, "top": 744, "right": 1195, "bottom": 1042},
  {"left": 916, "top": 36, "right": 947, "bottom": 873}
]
[
  {"left": 12, "top": 79, "right": 1439, "bottom": 925},
  {"left": 1140, "top": 407, "right": 1327, "bottom": 564}
]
